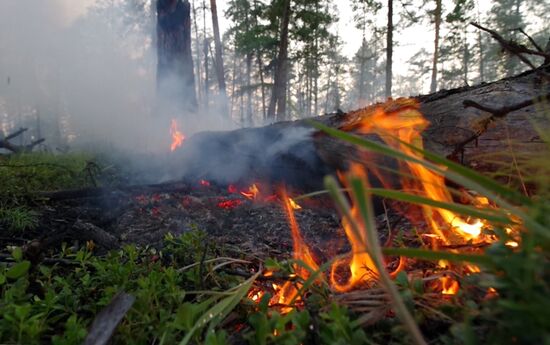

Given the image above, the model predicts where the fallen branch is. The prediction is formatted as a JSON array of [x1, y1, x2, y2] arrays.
[[449, 92, 550, 160], [72, 220, 120, 251], [0, 127, 45, 154], [470, 22, 550, 71], [83, 292, 135, 345], [5, 128, 28, 141]]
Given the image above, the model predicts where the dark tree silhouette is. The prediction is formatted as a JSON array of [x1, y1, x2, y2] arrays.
[[157, 0, 198, 114]]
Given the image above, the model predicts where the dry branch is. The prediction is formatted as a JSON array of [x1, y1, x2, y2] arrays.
[[448, 92, 550, 160], [470, 22, 550, 72], [83, 292, 135, 345], [0, 127, 45, 154]]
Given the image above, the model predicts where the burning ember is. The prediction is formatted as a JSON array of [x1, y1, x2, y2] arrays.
[[170, 119, 185, 151]]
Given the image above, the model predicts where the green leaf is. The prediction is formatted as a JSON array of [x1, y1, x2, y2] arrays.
[[11, 247, 23, 261], [179, 271, 259, 345], [0, 273, 6, 285], [368, 188, 511, 224], [6, 261, 31, 279]]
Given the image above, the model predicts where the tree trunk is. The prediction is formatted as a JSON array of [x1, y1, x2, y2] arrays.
[[156, 0, 198, 114], [463, 39, 469, 84], [209, 0, 228, 117], [430, 0, 442, 93], [203, 39, 209, 106], [192, 0, 203, 104], [246, 52, 253, 126], [257, 54, 267, 121], [385, 0, 393, 98], [267, 0, 292, 121]]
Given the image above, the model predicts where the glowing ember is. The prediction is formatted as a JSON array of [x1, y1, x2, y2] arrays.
[[228, 184, 238, 193], [248, 289, 265, 302], [440, 276, 460, 295], [170, 119, 185, 151], [217, 199, 243, 209]]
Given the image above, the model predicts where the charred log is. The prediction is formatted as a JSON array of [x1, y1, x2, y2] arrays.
[[168, 67, 549, 194]]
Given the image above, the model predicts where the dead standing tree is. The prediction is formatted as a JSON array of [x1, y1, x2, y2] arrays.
[[157, 0, 198, 115]]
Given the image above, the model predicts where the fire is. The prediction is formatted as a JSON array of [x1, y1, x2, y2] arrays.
[[248, 288, 265, 302], [440, 276, 460, 295], [170, 119, 185, 151], [288, 197, 302, 210], [241, 183, 260, 200], [269, 188, 320, 310], [341, 99, 486, 245], [330, 164, 379, 292], [246, 99, 516, 308]]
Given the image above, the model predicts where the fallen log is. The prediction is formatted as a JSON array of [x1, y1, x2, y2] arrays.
[[167, 68, 549, 191]]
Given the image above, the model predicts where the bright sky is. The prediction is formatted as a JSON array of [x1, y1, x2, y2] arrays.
[[64, 0, 495, 76]]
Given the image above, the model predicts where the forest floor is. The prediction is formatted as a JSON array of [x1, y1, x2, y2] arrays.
[[0, 115, 549, 345]]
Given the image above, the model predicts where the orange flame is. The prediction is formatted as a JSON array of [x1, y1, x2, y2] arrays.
[[440, 276, 460, 295], [330, 164, 379, 292], [342, 99, 485, 245], [288, 197, 302, 210], [271, 188, 320, 310], [241, 183, 260, 200], [170, 119, 185, 151]]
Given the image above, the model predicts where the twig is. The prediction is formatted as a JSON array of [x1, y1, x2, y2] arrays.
[[511, 27, 544, 52], [72, 220, 120, 251], [470, 22, 550, 70], [5, 128, 28, 141], [83, 292, 135, 345], [0, 129, 45, 154]]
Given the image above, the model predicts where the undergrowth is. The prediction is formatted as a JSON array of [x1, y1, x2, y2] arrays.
[[0, 152, 118, 234]]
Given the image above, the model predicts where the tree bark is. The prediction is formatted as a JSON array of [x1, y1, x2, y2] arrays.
[[156, 0, 198, 115], [268, 0, 292, 121], [209, 0, 229, 117], [192, 0, 203, 104], [430, 0, 442, 93], [385, 0, 393, 98]]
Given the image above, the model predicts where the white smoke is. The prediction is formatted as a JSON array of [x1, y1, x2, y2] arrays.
[[0, 0, 231, 154]]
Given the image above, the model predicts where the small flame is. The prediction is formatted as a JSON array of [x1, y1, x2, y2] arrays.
[[170, 119, 185, 151], [288, 197, 302, 210], [330, 164, 379, 292], [440, 276, 460, 295], [248, 289, 265, 302], [269, 188, 320, 311], [241, 184, 260, 200]]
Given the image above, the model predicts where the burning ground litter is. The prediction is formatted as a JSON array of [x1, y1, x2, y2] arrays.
[[1, 93, 543, 343]]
